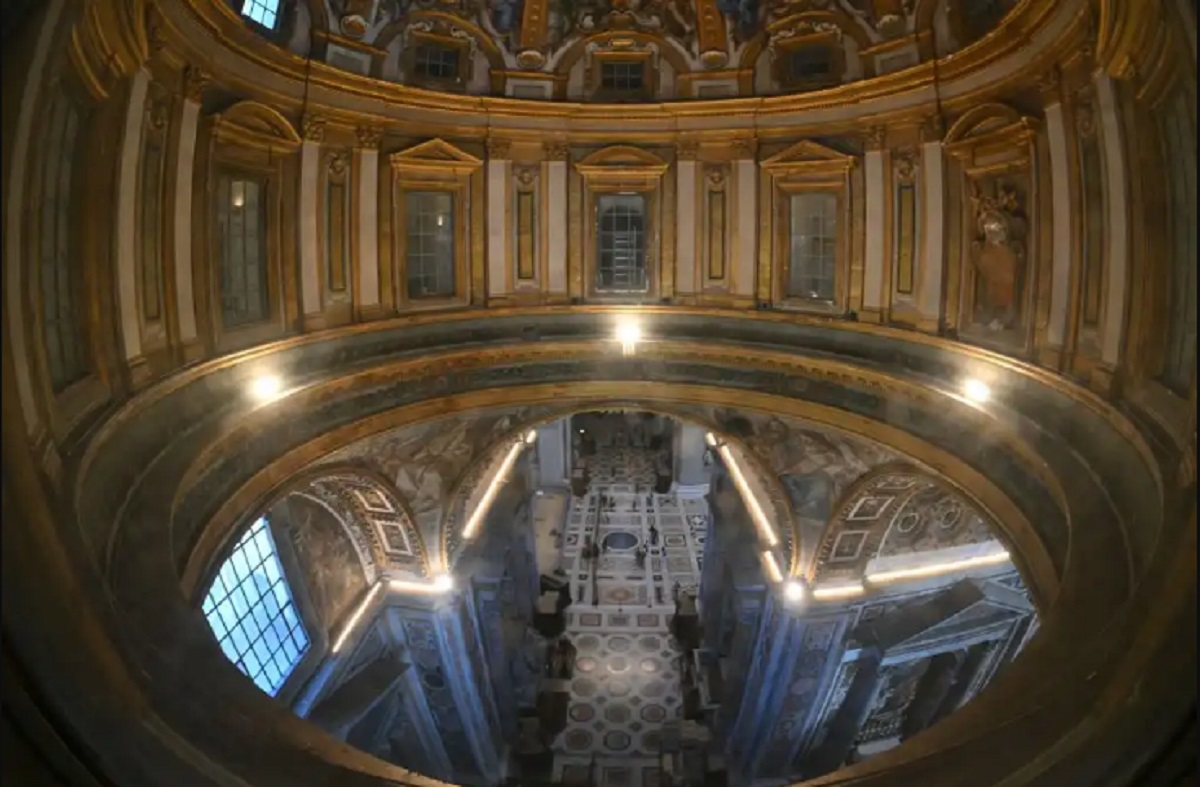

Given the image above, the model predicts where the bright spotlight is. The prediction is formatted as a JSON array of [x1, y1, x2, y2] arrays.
[[963, 378, 991, 403], [784, 581, 806, 603], [525, 429, 538, 444], [433, 574, 455, 592], [249, 374, 283, 402], [615, 320, 642, 356]]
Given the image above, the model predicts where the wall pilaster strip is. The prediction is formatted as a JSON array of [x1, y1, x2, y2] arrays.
[[486, 158, 508, 299], [1044, 101, 1073, 349], [917, 141, 946, 323], [1095, 73, 1130, 366], [354, 134, 381, 311], [545, 159, 568, 294], [116, 68, 150, 362], [676, 159, 697, 295], [734, 159, 757, 298], [862, 150, 887, 312], [173, 99, 200, 343], [300, 139, 322, 316]]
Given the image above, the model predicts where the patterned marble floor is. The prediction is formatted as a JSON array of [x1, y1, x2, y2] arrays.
[[551, 447, 710, 787]]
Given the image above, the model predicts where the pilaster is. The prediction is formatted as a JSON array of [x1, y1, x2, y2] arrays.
[[353, 125, 383, 316]]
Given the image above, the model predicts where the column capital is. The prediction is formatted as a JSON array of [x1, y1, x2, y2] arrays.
[[182, 65, 210, 102], [355, 125, 384, 150], [920, 114, 945, 143], [542, 140, 570, 161], [302, 114, 327, 143], [486, 137, 512, 159], [1037, 66, 1063, 103], [730, 137, 758, 160], [865, 125, 888, 152], [676, 140, 700, 161]]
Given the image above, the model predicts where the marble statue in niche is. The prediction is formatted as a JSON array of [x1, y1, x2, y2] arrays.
[[969, 179, 1027, 333]]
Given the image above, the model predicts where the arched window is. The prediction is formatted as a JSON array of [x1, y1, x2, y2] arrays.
[[202, 516, 310, 696]]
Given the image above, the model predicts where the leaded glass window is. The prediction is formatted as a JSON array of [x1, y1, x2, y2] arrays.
[[202, 517, 309, 696], [596, 194, 648, 293], [405, 191, 456, 298], [787, 192, 838, 301], [240, 0, 280, 29]]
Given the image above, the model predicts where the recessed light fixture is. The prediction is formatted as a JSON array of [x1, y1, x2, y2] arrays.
[[784, 580, 806, 603], [963, 378, 991, 403], [249, 374, 283, 402], [615, 319, 642, 355]]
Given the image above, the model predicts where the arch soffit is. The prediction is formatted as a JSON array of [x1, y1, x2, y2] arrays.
[[436, 401, 803, 573], [810, 462, 1010, 586], [193, 463, 430, 602]]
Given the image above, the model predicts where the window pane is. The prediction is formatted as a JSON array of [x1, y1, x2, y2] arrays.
[[241, 0, 280, 29], [201, 517, 309, 696], [217, 174, 270, 328], [787, 193, 838, 301], [596, 194, 648, 293], [405, 191, 456, 299], [414, 46, 459, 80], [39, 86, 88, 391]]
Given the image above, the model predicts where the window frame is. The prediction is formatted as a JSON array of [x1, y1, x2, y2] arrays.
[[404, 33, 469, 92], [403, 190, 458, 300], [200, 507, 327, 706], [589, 51, 655, 102], [784, 190, 841, 303], [574, 146, 669, 303], [760, 140, 855, 314], [235, 0, 282, 32], [386, 139, 482, 312], [772, 32, 844, 93], [594, 193, 650, 295]]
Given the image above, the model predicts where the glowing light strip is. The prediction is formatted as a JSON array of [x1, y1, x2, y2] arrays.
[[331, 581, 385, 654], [866, 550, 1011, 585], [812, 582, 866, 600], [389, 577, 454, 595], [715, 440, 778, 547], [461, 439, 527, 542], [761, 551, 784, 584]]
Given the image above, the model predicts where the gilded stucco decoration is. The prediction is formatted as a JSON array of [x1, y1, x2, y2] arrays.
[[213, 0, 1020, 99]]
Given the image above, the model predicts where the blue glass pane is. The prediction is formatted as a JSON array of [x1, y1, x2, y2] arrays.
[[201, 517, 309, 696], [241, 0, 280, 30]]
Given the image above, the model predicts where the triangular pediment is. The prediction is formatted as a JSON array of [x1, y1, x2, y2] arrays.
[[761, 139, 855, 173], [391, 138, 482, 165], [858, 580, 1032, 656]]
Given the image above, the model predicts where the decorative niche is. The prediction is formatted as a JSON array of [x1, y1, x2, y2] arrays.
[[760, 140, 856, 313], [197, 100, 301, 353], [510, 164, 543, 292], [573, 146, 670, 301], [386, 138, 483, 311], [700, 164, 732, 290], [765, 12, 859, 93], [943, 104, 1041, 355], [319, 149, 353, 323]]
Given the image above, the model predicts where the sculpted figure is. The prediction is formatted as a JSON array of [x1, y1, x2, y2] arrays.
[[970, 184, 1026, 332]]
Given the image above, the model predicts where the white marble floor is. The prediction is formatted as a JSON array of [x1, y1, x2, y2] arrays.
[[550, 447, 710, 787]]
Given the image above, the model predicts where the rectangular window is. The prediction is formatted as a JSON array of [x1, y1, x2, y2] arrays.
[[596, 194, 648, 293], [788, 48, 834, 83], [600, 61, 645, 92], [414, 45, 461, 81], [787, 192, 838, 301], [216, 174, 270, 328], [405, 191, 456, 299], [202, 517, 309, 697], [240, 0, 280, 29], [38, 87, 88, 392], [1158, 90, 1197, 393]]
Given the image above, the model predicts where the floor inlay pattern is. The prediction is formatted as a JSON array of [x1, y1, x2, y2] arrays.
[[552, 447, 709, 787]]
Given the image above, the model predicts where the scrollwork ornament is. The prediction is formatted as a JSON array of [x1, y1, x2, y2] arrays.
[[542, 140, 570, 161]]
